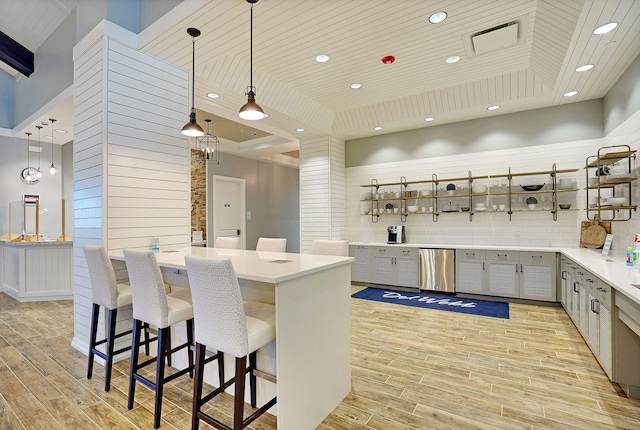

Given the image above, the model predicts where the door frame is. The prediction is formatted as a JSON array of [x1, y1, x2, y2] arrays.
[[209, 175, 247, 250]]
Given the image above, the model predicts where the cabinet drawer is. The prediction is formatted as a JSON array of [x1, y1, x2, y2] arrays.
[[486, 250, 518, 261], [457, 249, 485, 260], [520, 252, 555, 266], [393, 247, 418, 258], [594, 280, 613, 308]]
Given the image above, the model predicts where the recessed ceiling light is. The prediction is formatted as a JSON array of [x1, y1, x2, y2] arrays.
[[295, 128, 305, 132], [373, 126, 383, 131], [563, 91, 579, 97], [315, 54, 329, 63], [424, 117, 435, 122], [55, 129, 67, 133], [350, 83, 362, 89], [44, 135, 55, 139], [487, 105, 500, 111], [263, 113, 270, 118], [445, 56, 460, 64], [593, 22, 618, 35], [429, 11, 447, 24], [206, 92, 220, 99], [575, 64, 594, 72]]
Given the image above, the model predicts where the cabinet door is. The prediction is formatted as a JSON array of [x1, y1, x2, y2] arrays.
[[520, 252, 556, 301], [487, 262, 518, 297], [350, 246, 370, 282], [372, 256, 393, 285], [571, 279, 580, 324], [579, 283, 589, 336], [395, 257, 419, 288], [599, 301, 612, 376], [560, 258, 570, 308], [456, 260, 485, 293], [587, 289, 599, 350]]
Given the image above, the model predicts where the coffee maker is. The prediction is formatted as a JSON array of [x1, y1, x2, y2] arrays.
[[387, 225, 405, 244]]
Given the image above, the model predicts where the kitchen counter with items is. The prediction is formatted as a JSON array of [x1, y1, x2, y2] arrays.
[[350, 241, 640, 306]]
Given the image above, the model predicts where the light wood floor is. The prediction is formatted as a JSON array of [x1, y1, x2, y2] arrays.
[[1, 287, 639, 429]]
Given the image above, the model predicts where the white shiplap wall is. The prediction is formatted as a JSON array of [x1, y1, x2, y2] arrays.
[[71, 26, 190, 357], [346, 119, 640, 250], [299, 136, 346, 253]]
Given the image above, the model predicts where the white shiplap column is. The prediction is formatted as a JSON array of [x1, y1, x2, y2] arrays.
[[71, 21, 190, 355], [299, 136, 345, 253]]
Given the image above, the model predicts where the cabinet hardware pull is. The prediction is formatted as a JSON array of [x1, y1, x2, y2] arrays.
[[573, 281, 579, 293], [531, 255, 542, 260], [585, 278, 594, 283], [597, 287, 606, 292], [498, 254, 507, 257], [577, 271, 584, 276], [561, 270, 566, 280], [590, 299, 596, 313], [467, 252, 475, 256]]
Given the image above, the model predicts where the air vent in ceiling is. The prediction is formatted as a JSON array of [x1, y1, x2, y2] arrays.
[[471, 21, 519, 55]]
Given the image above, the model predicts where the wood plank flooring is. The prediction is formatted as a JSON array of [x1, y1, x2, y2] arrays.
[[1, 287, 639, 429]]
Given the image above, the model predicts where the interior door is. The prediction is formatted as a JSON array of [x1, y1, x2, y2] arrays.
[[211, 175, 246, 249]]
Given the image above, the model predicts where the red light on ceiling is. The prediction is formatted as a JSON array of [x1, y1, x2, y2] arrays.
[[382, 55, 395, 64]]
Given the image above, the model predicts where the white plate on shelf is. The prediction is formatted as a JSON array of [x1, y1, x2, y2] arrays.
[[474, 207, 487, 212]]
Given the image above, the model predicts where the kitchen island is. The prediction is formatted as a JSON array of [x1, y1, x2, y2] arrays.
[[109, 247, 353, 430], [1, 240, 73, 302]]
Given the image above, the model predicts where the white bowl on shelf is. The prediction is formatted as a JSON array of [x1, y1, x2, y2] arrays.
[[527, 203, 537, 210], [420, 189, 431, 197], [407, 205, 419, 213], [609, 197, 626, 206], [472, 184, 488, 194]]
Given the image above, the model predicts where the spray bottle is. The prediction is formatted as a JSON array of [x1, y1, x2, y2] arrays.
[[633, 234, 640, 270]]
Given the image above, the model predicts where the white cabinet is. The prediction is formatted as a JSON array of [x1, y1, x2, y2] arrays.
[[486, 251, 519, 298], [371, 246, 420, 288], [350, 245, 370, 282], [458, 250, 556, 301], [349, 245, 420, 288], [560, 258, 614, 380], [520, 252, 556, 301], [455, 249, 486, 294]]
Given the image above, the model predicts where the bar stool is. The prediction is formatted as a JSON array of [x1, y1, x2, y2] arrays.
[[255, 237, 286, 252], [214, 237, 241, 249], [123, 249, 195, 429], [185, 256, 277, 430], [84, 244, 145, 392], [311, 239, 349, 256]]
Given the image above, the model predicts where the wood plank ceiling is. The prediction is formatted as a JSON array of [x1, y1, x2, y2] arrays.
[[2, 0, 640, 155]]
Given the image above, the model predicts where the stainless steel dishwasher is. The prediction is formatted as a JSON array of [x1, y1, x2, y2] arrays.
[[419, 249, 455, 292]]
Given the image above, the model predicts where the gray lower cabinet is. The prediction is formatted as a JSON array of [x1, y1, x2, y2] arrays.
[[455, 249, 486, 294], [456, 249, 557, 301], [349, 245, 420, 288], [560, 258, 613, 379], [614, 291, 640, 398]]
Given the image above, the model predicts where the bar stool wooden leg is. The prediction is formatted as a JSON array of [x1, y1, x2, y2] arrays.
[[249, 351, 257, 407], [154, 327, 170, 429], [87, 303, 100, 380], [192, 343, 206, 430], [128, 318, 142, 410], [104, 308, 118, 391], [234, 356, 247, 430]]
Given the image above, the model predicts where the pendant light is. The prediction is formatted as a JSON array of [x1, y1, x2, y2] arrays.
[[196, 119, 220, 164], [238, 0, 265, 120], [20, 132, 39, 184], [35, 125, 43, 179], [181, 28, 204, 137], [49, 118, 57, 175]]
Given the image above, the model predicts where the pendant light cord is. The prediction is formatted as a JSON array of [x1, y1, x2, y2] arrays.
[[250, 2, 254, 90], [192, 36, 196, 112]]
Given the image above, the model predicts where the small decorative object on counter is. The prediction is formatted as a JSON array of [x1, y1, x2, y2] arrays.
[[626, 246, 634, 266]]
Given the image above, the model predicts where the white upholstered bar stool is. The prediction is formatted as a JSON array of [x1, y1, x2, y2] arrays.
[[84, 244, 145, 392], [123, 249, 195, 429], [185, 256, 277, 430], [214, 237, 241, 249], [255, 237, 286, 252], [311, 239, 349, 257]]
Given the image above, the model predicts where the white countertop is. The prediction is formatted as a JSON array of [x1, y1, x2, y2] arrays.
[[1, 240, 73, 246], [109, 247, 354, 284], [350, 241, 640, 306]]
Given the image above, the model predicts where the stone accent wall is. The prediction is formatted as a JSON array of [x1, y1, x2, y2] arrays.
[[190, 149, 207, 240]]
